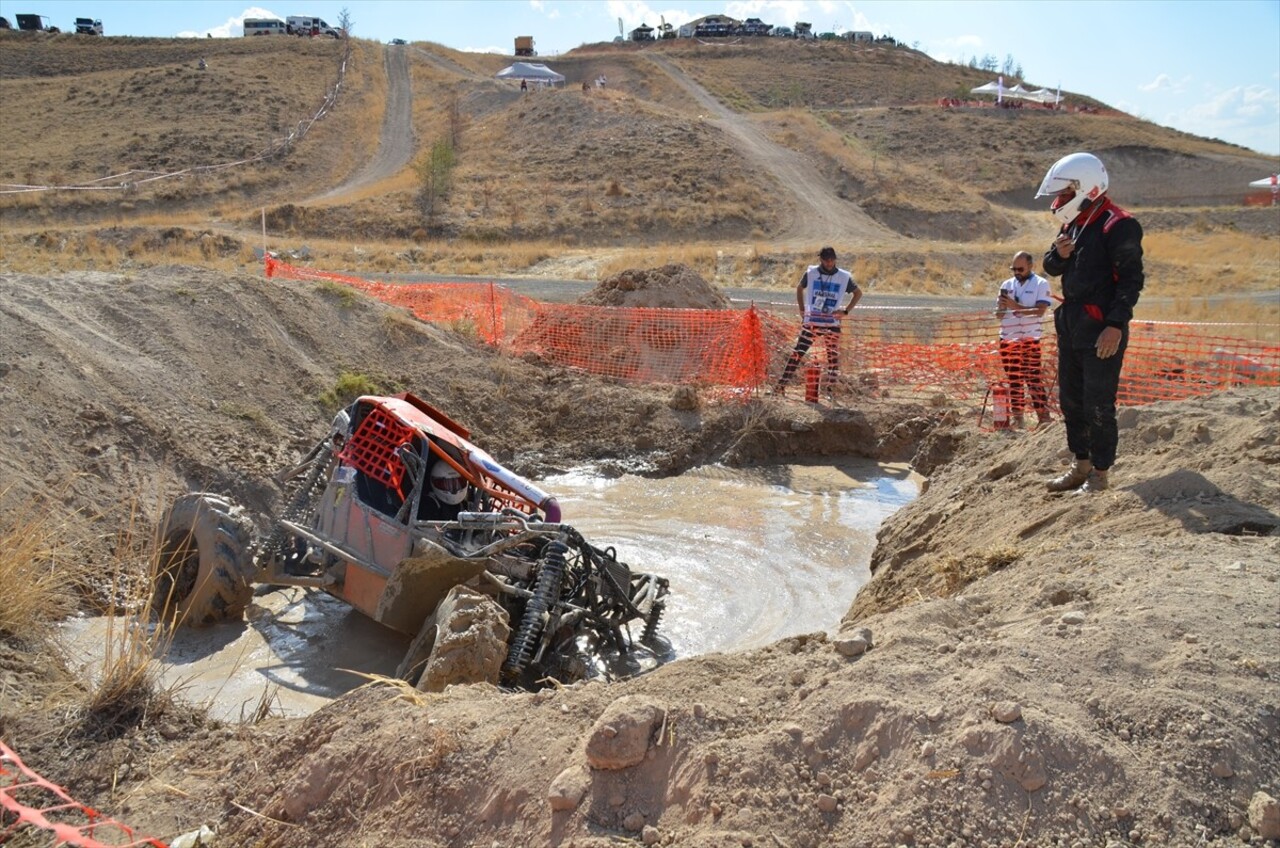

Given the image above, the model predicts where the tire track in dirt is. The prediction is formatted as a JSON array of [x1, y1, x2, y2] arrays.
[[644, 53, 893, 247], [310, 44, 415, 203]]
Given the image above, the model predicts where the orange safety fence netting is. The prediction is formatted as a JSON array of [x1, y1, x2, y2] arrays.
[[266, 257, 540, 345], [1, 740, 167, 847], [265, 260, 1279, 416]]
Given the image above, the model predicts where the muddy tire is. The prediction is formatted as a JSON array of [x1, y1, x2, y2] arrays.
[[154, 493, 254, 627], [403, 586, 510, 693]]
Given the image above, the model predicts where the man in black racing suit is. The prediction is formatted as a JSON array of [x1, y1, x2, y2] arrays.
[[1036, 152, 1144, 493]]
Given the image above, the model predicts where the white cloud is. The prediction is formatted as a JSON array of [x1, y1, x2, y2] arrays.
[[1172, 84, 1280, 153], [1138, 73, 1189, 94], [176, 7, 280, 38]]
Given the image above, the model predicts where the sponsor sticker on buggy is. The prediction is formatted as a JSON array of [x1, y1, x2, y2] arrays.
[[334, 466, 356, 484]]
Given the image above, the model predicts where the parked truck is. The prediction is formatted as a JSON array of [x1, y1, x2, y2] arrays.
[[74, 16, 103, 34], [514, 35, 535, 56], [286, 15, 342, 38]]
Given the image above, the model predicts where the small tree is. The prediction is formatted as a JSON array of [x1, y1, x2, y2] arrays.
[[417, 137, 455, 220], [337, 7, 352, 38], [1001, 53, 1015, 77]]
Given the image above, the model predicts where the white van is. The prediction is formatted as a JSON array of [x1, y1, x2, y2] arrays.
[[286, 15, 342, 38], [243, 18, 287, 36]]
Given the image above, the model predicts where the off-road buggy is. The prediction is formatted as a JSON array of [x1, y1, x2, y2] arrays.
[[154, 392, 670, 691]]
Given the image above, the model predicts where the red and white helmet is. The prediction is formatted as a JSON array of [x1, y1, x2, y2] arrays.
[[430, 460, 469, 505], [1036, 152, 1108, 225]]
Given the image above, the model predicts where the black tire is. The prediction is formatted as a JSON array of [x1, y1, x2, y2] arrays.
[[154, 493, 254, 627]]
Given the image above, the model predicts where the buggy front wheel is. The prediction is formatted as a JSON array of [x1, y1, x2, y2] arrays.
[[153, 493, 254, 627]]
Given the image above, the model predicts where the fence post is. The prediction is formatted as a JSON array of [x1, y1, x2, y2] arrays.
[[487, 282, 501, 347], [733, 304, 768, 395]]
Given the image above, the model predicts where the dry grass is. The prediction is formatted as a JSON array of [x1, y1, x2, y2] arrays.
[[0, 488, 82, 639], [596, 246, 720, 280], [78, 507, 180, 738], [932, 545, 1020, 595], [0, 35, 377, 219]]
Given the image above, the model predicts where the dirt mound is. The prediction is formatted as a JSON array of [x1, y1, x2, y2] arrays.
[[579, 264, 731, 309], [2, 266, 1279, 848]]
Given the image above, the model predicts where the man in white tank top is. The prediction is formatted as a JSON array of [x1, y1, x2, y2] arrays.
[[774, 247, 862, 396]]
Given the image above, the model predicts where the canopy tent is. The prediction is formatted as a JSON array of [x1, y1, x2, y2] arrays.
[[1027, 87, 1062, 105], [495, 62, 565, 85], [969, 81, 1003, 96], [1248, 175, 1279, 188]]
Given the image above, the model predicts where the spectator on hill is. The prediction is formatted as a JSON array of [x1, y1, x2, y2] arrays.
[[993, 251, 1053, 430], [520, 78, 527, 92], [1037, 152, 1144, 493], [774, 246, 862, 397]]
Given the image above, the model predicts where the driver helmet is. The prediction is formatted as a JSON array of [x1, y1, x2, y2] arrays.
[[429, 460, 469, 505], [1036, 152, 1108, 225]]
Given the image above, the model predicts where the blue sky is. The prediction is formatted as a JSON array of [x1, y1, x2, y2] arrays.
[[23, 0, 1280, 157]]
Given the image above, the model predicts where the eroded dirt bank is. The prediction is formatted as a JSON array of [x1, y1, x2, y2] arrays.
[[1, 268, 1278, 847]]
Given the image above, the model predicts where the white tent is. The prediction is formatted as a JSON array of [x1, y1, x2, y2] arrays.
[[1248, 174, 1278, 188], [1027, 88, 1062, 105], [1005, 83, 1031, 98], [495, 62, 565, 86], [969, 81, 1002, 95]]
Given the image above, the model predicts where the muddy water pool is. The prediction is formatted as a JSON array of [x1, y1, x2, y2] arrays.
[[60, 460, 917, 721]]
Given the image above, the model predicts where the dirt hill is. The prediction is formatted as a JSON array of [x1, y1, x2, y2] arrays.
[[0, 267, 1277, 848], [1, 33, 1275, 245]]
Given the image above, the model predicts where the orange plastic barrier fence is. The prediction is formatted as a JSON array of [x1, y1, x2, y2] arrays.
[[266, 257, 539, 345], [1, 741, 166, 847], [266, 260, 1279, 416]]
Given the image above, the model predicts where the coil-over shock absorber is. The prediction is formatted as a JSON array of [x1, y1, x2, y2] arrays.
[[502, 540, 568, 679]]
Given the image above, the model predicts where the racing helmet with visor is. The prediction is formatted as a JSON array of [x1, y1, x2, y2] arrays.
[[1036, 152, 1108, 226], [430, 459, 469, 505]]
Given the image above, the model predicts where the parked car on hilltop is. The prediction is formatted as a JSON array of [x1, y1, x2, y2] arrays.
[[74, 17, 103, 35]]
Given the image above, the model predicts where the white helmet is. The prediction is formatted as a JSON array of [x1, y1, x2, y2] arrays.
[[430, 460, 468, 505], [1036, 152, 1109, 225]]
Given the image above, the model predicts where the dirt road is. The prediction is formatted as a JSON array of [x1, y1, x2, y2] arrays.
[[309, 43, 415, 203], [644, 52, 894, 246]]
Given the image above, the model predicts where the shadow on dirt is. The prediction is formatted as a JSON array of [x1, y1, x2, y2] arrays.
[[1125, 469, 1280, 536]]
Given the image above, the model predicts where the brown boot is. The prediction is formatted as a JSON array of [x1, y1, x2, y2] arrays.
[[1047, 459, 1092, 493], [1079, 468, 1109, 493]]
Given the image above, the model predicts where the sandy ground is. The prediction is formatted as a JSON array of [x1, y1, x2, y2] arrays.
[[0, 266, 1278, 847]]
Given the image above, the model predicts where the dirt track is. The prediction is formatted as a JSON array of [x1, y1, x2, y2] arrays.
[[310, 42, 415, 203], [644, 52, 894, 247]]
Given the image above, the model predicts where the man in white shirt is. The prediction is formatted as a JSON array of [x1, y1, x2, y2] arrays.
[[994, 251, 1053, 429], [774, 246, 862, 396]]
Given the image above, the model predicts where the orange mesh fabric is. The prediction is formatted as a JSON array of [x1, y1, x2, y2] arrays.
[[1, 741, 167, 847], [266, 261, 1278, 413], [338, 405, 416, 499]]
